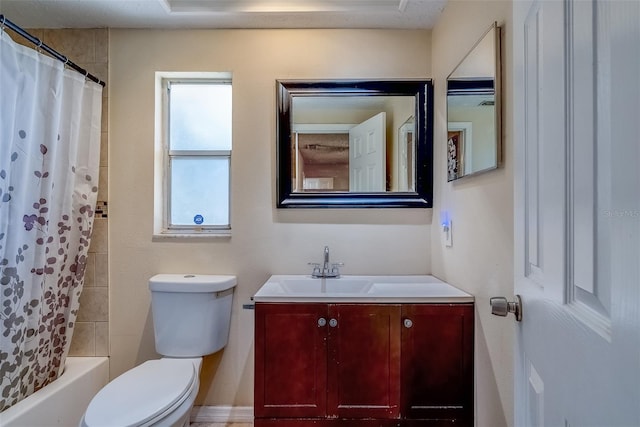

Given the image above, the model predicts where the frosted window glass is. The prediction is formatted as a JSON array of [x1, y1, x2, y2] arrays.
[[169, 83, 232, 151], [170, 157, 230, 226]]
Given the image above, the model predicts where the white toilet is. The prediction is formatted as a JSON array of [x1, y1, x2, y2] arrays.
[[80, 274, 237, 427]]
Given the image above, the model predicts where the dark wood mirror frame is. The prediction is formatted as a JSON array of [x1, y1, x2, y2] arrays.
[[276, 79, 434, 208]]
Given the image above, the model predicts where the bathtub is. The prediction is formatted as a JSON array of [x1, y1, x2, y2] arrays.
[[0, 357, 109, 427]]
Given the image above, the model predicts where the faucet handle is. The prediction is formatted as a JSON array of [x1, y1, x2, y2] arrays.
[[308, 262, 322, 276], [330, 262, 344, 276]]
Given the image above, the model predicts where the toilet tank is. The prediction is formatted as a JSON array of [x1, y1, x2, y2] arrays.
[[149, 274, 237, 357]]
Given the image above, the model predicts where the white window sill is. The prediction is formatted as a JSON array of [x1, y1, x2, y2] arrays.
[[152, 229, 231, 241]]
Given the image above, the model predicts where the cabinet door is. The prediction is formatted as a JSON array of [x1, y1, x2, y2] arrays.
[[401, 304, 474, 423], [255, 303, 327, 418], [327, 304, 401, 419]]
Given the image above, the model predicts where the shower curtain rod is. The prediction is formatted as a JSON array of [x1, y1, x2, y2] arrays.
[[0, 14, 105, 87]]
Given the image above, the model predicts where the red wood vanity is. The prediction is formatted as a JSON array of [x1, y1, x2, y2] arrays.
[[254, 295, 474, 426]]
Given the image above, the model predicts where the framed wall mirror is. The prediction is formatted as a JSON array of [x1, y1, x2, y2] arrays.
[[447, 22, 502, 182], [276, 80, 434, 208]]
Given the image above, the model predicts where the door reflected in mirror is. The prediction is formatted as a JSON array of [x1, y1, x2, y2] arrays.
[[291, 96, 414, 193], [447, 22, 502, 181]]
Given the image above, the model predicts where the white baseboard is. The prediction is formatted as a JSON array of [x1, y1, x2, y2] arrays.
[[190, 405, 254, 423]]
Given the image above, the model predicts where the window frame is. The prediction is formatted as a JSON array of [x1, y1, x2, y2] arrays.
[[154, 72, 233, 238]]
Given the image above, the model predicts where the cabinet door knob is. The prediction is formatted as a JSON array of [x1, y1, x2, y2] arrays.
[[318, 317, 327, 327], [329, 318, 338, 327], [404, 318, 413, 328]]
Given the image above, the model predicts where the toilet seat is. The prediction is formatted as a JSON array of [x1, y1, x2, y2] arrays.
[[82, 359, 198, 427]]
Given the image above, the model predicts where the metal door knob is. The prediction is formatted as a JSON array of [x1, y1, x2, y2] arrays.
[[404, 319, 413, 328], [490, 295, 523, 321], [318, 318, 327, 327], [329, 318, 338, 327]]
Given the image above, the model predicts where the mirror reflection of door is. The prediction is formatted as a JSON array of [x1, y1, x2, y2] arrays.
[[292, 113, 387, 192], [349, 112, 386, 192], [398, 117, 415, 192], [290, 95, 415, 193]]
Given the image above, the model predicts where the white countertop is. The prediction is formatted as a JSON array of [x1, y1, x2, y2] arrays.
[[252, 275, 474, 303]]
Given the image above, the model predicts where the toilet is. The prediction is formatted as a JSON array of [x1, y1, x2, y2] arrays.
[[80, 274, 237, 427]]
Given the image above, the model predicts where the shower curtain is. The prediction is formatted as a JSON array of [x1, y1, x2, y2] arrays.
[[0, 30, 102, 411]]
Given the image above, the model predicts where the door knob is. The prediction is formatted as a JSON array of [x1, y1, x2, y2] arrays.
[[490, 295, 522, 321]]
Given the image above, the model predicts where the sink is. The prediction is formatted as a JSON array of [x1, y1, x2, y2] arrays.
[[253, 275, 473, 303], [281, 278, 373, 294]]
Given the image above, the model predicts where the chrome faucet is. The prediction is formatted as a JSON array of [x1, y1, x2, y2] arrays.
[[323, 245, 330, 272], [309, 246, 343, 278]]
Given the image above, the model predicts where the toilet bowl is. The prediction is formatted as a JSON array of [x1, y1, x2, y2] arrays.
[[80, 274, 236, 427], [80, 358, 200, 427]]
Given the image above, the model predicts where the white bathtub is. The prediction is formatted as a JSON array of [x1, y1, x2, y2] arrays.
[[0, 357, 109, 427]]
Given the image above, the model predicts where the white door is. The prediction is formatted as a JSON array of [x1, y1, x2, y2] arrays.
[[397, 121, 412, 192], [512, 0, 640, 426], [349, 112, 386, 191]]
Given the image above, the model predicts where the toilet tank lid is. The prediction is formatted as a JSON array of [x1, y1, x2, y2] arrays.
[[149, 274, 237, 293]]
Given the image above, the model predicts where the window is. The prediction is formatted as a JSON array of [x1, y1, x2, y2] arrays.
[[155, 73, 232, 236]]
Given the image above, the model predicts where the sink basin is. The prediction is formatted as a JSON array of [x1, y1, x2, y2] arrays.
[[253, 275, 473, 303], [281, 278, 373, 294]]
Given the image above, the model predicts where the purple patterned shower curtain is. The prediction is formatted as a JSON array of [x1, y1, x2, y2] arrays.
[[0, 31, 102, 411]]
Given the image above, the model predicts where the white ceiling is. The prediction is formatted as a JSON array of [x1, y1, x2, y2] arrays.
[[0, 0, 447, 29]]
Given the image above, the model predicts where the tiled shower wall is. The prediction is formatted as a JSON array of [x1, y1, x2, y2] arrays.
[[20, 28, 110, 356]]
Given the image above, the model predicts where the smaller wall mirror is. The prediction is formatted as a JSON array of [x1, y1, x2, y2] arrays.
[[447, 22, 502, 181]]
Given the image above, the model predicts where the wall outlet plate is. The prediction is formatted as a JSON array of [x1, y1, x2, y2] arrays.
[[444, 221, 453, 247]]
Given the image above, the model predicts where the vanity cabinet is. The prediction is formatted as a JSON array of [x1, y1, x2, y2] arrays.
[[254, 303, 327, 418], [401, 304, 474, 424], [254, 302, 474, 426], [327, 304, 401, 419]]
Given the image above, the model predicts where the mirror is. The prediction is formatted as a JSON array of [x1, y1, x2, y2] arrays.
[[277, 80, 433, 208], [447, 22, 502, 181]]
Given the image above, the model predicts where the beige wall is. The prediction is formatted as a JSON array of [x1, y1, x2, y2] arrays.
[[431, 1, 514, 427], [109, 29, 433, 406]]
